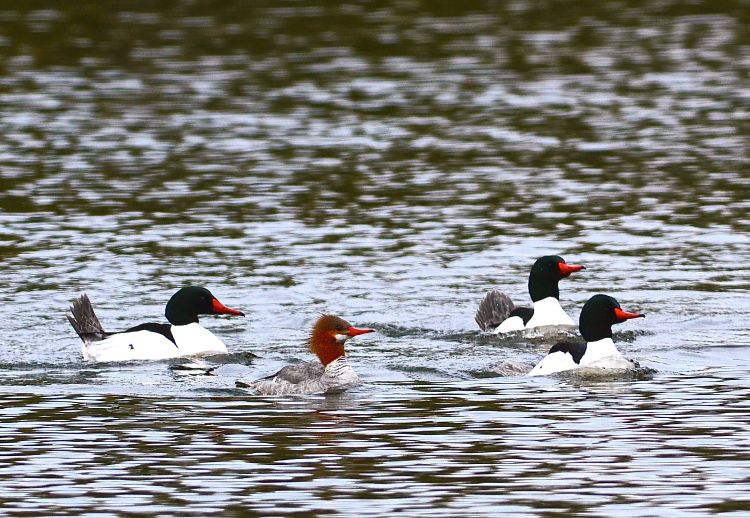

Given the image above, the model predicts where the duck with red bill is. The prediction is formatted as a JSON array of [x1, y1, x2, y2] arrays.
[[528, 294, 645, 376], [475, 255, 586, 333], [241, 315, 376, 395], [68, 286, 245, 362]]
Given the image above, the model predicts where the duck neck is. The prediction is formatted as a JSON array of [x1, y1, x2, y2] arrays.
[[580, 320, 613, 342], [528, 275, 559, 302], [310, 334, 346, 367], [165, 301, 198, 326]]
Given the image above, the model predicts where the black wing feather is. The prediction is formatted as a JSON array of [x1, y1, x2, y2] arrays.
[[548, 340, 587, 364], [509, 306, 534, 325], [123, 322, 177, 346]]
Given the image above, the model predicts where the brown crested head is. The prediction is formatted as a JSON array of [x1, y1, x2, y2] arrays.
[[308, 314, 375, 367]]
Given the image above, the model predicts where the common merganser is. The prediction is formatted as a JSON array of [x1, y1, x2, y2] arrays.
[[475, 255, 585, 333], [240, 315, 374, 395], [527, 294, 644, 376], [67, 287, 245, 362]]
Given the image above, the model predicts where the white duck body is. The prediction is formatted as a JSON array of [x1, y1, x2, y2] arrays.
[[82, 323, 228, 362], [494, 315, 525, 333], [68, 288, 243, 363], [493, 297, 575, 334], [527, 338, 628, 376]]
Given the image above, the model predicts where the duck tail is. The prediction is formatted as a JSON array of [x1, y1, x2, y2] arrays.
[[474, 289, 514, 332], [67, 294, 108, 343]]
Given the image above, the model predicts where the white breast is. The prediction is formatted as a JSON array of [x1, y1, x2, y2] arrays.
[[171, 323, 228, 356], [578, 338, 633, 370], [579, 338, 620, 365], [525, 297, 574, 328], [323, 356, 360, 387]]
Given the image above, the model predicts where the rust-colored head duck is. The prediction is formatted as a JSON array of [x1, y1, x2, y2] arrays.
[[309, 315, 374, 367]]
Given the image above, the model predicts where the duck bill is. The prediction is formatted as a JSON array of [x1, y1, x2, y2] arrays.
[[347, 326, 375, 337], [558, 262, 585, 277], [614, 307, 645, 322], [211, 298, 245, 317]]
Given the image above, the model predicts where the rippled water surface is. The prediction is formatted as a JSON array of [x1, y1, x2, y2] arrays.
[[1, 0, 749, 515]]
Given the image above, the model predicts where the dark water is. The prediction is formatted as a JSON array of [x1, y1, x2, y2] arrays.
[[1, 0, 750, 514]]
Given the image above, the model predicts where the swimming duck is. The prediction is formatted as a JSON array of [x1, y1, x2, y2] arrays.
[[527, 294, 644, 376], [67, 286, 244, 362], [475, 255, 585, 333], [242, 314, 374, 395]]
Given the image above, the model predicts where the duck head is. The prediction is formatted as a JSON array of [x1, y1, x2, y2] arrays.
[[579, 294, 644, 342], [165, 286, 245, 326], [528, 255, 585, 302], [309, 315, 374, 366]]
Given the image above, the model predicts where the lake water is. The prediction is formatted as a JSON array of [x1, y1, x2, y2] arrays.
[[1, 0, 749, 515]]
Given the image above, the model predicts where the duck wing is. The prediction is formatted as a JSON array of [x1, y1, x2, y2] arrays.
[[268, 362, 324, 384], [237, 361, 326, 395]]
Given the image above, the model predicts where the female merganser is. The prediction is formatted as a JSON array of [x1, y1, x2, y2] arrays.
[[475, 255, 585, 333], [242, 315, 374, 395], [67, 286, 245, 362], [527, 294, 644, 376]]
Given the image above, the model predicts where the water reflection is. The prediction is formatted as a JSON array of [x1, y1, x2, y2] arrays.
[[2, 372, 750, 514]]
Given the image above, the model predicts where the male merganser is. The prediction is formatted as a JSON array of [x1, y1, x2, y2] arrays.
[[527, 294, 644, 376], [67, 286, 245, 362], [241, 315, 374, 395], [475, 255, 585, 333]]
